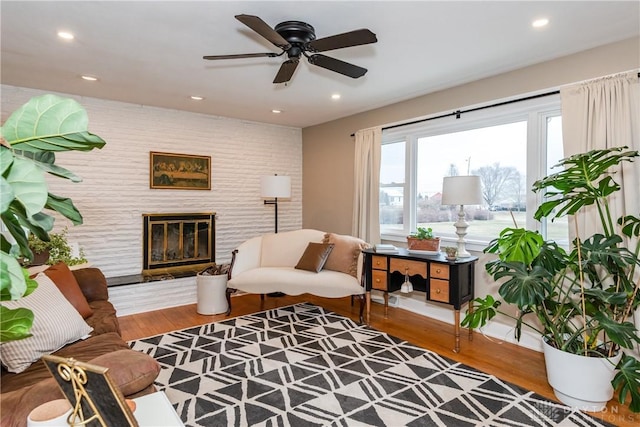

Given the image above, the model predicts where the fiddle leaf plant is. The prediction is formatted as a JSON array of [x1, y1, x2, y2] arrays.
[[462, 146, 640, 412], [0, 94, 106, 342]]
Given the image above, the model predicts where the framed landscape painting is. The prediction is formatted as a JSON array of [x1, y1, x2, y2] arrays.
[[150, 152, 211, 190]]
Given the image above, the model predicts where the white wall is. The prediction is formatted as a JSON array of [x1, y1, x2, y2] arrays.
[[2, 85, 303, 315]]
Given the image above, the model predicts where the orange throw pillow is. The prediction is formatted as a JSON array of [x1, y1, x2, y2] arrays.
[[44, 262, 94, 319]]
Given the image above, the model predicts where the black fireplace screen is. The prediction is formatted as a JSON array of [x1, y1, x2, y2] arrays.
[[142, 212, 215, 275]]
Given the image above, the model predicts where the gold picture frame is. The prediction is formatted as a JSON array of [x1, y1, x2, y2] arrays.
[[42, 355, 138, 427], [150, 151, 211, 190]]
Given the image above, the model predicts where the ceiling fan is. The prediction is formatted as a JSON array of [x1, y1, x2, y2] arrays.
[[203, 14, 377, 84]]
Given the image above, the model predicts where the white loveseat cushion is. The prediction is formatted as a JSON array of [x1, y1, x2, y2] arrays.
[[229, 267, 364, 298]]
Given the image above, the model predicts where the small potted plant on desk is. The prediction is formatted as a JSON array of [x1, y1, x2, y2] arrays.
[[442, 246, 458, 261], [461, 146, 640, 414], [407, 226, 440, 252]]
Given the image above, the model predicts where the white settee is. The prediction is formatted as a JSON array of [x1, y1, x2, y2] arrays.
[[226, 229, 368, 322]]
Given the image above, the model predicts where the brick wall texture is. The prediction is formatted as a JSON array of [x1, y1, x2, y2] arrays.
[[2, 85, 303, 313]]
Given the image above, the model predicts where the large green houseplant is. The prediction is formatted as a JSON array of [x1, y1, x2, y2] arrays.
[[1, 94, 106, 342], [462, 146, 640, 412]]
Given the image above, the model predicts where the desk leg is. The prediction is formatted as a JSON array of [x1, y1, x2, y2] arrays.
[[384, 292, 389, 318], [454, 309, 460, 353], [366, 291, 371, 323]]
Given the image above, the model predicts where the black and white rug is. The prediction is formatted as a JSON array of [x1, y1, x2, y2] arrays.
[[129, 303, 611, 427]]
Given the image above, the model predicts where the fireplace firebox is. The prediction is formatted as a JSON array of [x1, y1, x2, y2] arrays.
[[142, 212, 215, 277]]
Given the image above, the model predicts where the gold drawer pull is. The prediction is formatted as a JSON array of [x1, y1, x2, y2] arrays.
[[375, 278, 381, 283], [436, 289, 441, 294], [435, 268, 441, 274], [375, 261, 382, 266]]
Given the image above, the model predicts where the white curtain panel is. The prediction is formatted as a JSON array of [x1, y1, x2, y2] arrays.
[[561, 71, 640, 240], [352, 127, 382, 243], [561, 70, 640, 355]]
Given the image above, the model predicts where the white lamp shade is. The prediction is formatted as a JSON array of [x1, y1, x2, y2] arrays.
[[441, 175, 483, 205], [260, 175, 291, 198]]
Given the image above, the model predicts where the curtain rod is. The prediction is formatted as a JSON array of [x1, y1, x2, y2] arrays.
[[350, 72, 640, 137]]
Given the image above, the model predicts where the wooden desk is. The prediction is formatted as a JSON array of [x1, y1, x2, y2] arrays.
[[363, 248, 477, 352]]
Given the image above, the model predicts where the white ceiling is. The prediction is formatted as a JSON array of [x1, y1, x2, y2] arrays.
[[2, 1, 638, 128]]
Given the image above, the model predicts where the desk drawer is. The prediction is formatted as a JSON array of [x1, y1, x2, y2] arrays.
[[389, 258, 427, 277], [371, 255, 388, 270], [371, 270, 388, 290], [430, 263, 449, 280], [430, 279, 449, 303]]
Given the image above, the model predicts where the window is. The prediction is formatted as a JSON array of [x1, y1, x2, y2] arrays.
[[380, 95, 567, 246]]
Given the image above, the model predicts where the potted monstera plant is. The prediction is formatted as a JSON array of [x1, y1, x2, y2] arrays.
[[1, 94, 106, 342], [462, 146, 640, 413]]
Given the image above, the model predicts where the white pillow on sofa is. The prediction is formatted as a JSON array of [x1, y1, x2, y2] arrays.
[[0, 273, 93, 373]]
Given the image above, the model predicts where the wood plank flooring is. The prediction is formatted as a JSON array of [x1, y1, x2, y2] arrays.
[[118, 294, 638, 427]]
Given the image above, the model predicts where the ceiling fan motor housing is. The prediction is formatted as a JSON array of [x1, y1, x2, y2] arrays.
[[275, 21, 316, 58], [275, 21, 316, 45]]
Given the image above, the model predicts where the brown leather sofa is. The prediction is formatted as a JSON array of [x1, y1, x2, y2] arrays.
[[1, 267, 160, 427]]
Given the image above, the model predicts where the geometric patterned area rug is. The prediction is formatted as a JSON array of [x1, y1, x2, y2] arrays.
[[129, 303, 612, 427]]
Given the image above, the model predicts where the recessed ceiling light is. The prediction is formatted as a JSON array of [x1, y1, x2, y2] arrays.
[[271, 109, 282, 114], [331, 94, 341, 100], [532, 18, 549, 28], [190, 96, 204, 101], [81, 75, 98, 81], [57, 31, 74, 40]]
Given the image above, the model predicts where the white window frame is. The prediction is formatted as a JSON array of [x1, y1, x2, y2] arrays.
[[380, 94, 562, 250]]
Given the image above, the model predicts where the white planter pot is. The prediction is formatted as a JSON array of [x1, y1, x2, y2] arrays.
[[196, 274, 228, 315], [542, 338, 622, 412]]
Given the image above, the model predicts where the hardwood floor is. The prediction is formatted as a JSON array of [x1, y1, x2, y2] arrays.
[[119, 294, 638, 427]]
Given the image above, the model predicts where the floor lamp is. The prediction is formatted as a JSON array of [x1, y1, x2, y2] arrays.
[[441, 175, 482, 258], [260, 174, 291, 234]]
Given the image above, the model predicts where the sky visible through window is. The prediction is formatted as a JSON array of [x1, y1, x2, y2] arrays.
[[384, 122, 528, 197], [382, 118, 564, 198]]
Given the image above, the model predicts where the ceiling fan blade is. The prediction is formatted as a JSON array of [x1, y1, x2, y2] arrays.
[[306, 29, 377, 53], [203, 52, 279, 60], [273, 59, 299, 84], [235, 14, 291, 50], [308, 54, 367, 79]]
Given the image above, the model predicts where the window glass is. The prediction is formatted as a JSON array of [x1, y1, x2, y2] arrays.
[[380, 141, 405, 234], [543, 116, 567, 245], [416, 121, 527, 242]]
